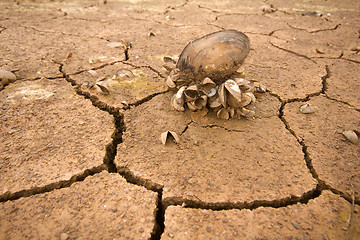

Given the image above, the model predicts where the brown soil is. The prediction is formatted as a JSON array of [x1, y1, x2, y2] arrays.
[[0, 0, 359, 239]]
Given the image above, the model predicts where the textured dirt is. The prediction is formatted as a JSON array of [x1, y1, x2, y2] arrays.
[[0, 0, 359, 239]]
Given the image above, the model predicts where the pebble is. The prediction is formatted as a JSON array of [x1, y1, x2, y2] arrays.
[[60, 233, 69, 240], [0, 69, 16, 85], [106, 42, 125, 49], [342, 130, 359, 144], [299, 103, 316, 114]]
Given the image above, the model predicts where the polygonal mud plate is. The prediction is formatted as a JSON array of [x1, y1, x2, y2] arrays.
[[115, 92, 317, 203], [283, 95, 360, 199], [272, 22, 360, 58], [244, 35, 325, 101], [326, 59, 360, 109], [0, 78, 114, 196], [70, 62, 166, 108], [0, 26, 63, 79], [215, 13, 289, 35], [0, 172, 157, 240], [163, 191, 359, 239]]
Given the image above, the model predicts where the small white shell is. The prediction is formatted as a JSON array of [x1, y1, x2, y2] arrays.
[[342, 130, 359, 144], [161, 131, 180, 145], [207, 88, 217, 97], [166, 76, 176, 88], [299, 103, 316, 114], [172, 86, 186, 111]]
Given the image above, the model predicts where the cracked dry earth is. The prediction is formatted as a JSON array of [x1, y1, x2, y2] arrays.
[[0, 0, 359, 239]]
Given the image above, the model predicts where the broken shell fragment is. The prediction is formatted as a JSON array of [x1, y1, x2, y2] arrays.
[[172, 86, 186, 112], [163, 56, 177, 64], [161, 131, 180, 145], [217, 108, 230, 120], [240, 107, 256, 118], [254, 82, 266, 93], [299, 103, 316, 114], [342, 130, 359, 144]]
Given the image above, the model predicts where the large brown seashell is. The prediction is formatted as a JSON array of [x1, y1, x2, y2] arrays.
[[176, 30, 250, 84]]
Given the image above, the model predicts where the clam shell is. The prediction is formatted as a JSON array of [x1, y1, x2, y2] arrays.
[[184, 85, 199, 102], [200, 77, 217, 96], [187, 101, 198, 111], [201, 77, 216, 87], [194, 95, 207, 109], [224, 79, 242, 102], [218, 83, 227, 108], [217, 108, 230, 120], [245, 92, 256, 103], [96, 81, 110, 95], [172, 86, 186, 111], [342, 130, 359, 144], [177, 30, 250, 83], [208, 95, 222, 108], [240, 93, 252, 107], [161, 131, 180, 145]]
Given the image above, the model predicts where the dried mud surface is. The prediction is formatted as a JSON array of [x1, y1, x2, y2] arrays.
[[0, 0, 359, 239]]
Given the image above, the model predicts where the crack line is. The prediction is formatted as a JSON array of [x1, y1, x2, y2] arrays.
[[0, 165, 106, 202], [163, 185, 323, 210], [270, 41, 315, 62]]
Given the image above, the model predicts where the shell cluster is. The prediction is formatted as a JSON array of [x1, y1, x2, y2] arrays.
[[167, 71, 266, 119], [163, 30, 266, 120]]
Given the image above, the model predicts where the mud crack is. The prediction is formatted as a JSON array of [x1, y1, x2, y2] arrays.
[[163, 0, 189, 14], [278, 99, 359, 205], [59, 63, 127, 172], [0, 166, 105, 202], [115, 166, 165, 240], [270, 42, 315, 62], [163, 184, 322, 211], [286, 22, 340, 34]]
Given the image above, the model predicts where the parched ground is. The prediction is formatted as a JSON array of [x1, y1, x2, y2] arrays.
[[0, 0, 359, 239]]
